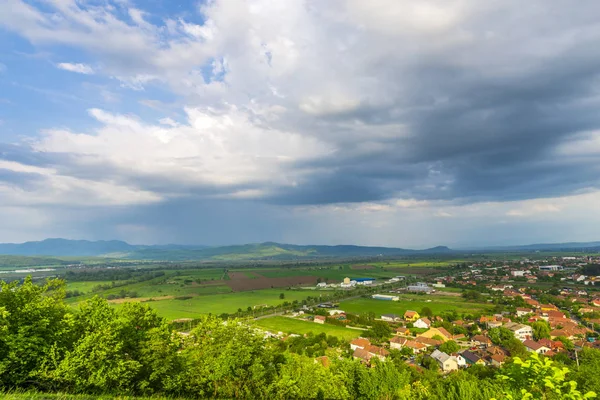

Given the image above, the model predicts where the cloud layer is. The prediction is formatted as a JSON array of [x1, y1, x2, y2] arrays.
[[1, 0, 600, 245]]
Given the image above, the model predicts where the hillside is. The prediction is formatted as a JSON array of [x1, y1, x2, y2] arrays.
[[0, 239, 452, 260]]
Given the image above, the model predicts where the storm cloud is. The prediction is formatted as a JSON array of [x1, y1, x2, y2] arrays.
[[1, 0, 600, 245]]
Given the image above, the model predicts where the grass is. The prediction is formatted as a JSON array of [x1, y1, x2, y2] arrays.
[[110, 288, 317, 320], [66, 281, 113, 293], [339, 295, 492, 317], [254, 316, 361, 340]]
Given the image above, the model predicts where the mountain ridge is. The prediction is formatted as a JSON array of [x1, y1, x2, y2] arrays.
[[0, 238, 450, 260]]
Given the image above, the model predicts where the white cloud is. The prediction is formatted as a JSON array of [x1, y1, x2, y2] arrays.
[[0, 160, 161, 207], [33, 106, 332, 191], [56, 62, 94, 74]]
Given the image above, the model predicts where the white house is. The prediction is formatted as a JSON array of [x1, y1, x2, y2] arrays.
[[504, 322, 533, 341], [381, 313, 401, 322], [455, 354, 467, 368], [316, 282, 328, 288], [328, 309, 345, 316], [413, 317, 431, 329], [314, 316, 326, 324], [430, 350, 459, 372], [523, 339, 551, 354]]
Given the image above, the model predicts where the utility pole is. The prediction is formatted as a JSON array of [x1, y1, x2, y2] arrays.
[[575, 349, 579, 368]]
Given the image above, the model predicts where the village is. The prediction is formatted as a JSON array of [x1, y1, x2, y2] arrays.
[[257, 256, 600, 373]]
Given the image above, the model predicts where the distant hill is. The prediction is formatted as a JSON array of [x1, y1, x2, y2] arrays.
[[478, 241, 600, 252], [0, 239, 452, 260]]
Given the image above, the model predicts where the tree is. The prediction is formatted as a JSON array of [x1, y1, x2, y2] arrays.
[[439, 340, 460, 354], [532, 321, 551, 340], [365, 321, 392, 341], [494, 352, 597, 400], [421, 307, 433, 317], [279, 293, 285, 300], [489, 327, 515, 345], [0, 277, 73, 388]]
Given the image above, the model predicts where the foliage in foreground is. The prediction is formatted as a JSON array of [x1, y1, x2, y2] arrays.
[[0, 277, 598, 399]]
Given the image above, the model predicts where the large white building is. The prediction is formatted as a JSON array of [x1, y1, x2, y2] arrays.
[[539, 265, 563, 271]]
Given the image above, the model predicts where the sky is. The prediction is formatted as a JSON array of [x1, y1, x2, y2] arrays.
[[1, 0, 600, 248]]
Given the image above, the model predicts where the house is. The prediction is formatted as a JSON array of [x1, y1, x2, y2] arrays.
[[404, 340, 427, 354], [396, 326, 411, 336], [471, 335, 492, 347], [455, 353, 467, 368], [353, 348, 373, 363], [316, 282, 328, 288], [461, 350, 486, 366], [367, 345, 389, 360], [516, 308, 534, 317], [389, 336, 408, 350], [504, 322, 533, 341], [544, 310, 566, 320], [415, 336, 443, 347], [328, 309, 345, 316], [525, 298, 540, 308], [381, 313, 402, 322], [350, 338, 370, 351], [523, 339, 551, 354], [489, 354, 506, 367], [404, 310, 420, 322], [418, 327, 452, 342], [314, 316, 326, 324], [413, 317, 431, 329], [430, 350, 459, 372]]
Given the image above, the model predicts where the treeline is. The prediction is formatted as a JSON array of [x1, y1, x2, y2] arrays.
[[63, 268, 165, 282], [0, 277, 598, 399]]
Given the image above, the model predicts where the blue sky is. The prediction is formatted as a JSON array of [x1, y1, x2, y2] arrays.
[[1, 0, 600, 248]]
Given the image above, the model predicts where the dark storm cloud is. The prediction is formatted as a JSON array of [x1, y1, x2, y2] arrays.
[[263, 31, 600, 206]]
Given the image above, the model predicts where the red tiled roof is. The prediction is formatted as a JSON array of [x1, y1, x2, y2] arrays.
[[350, 338, 370, 348]]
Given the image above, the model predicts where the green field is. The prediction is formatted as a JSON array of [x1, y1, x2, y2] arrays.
[[109, 289, 317, 320], [339, 295, 492, 317], [254, 316, 361, 340]]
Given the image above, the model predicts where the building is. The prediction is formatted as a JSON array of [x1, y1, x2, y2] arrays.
[[389, 336, 408, 350], [430, 350, 459, 372], [314, 316, 326, 324], [353, 348, 373, 363], [403, 340, 427, 354], [404, 310, 420, 322], [407, 282, 433, 293], [413, 317, 431, 329], [461, 350, 486, 366], [352, 278, 375, 286], [372, 294, 400, 301], [523, 339, 551, 354], [328, 309, 345, 316], [367, 345, 389, 360], [350, 338, 371, 351], [381, 313, 402, 322], [418, 327, 452, 342], [504, 322, 533, 341], [340, 277, 355, 288], [516, 308, 534, 317], [539, 265, 563, 271], [316, 282, 328, 288]]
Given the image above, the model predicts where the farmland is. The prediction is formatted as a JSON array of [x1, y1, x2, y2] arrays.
[[338, 294, 493, 316], [112, 289, 318, 320], [254, 316, 362, 340]]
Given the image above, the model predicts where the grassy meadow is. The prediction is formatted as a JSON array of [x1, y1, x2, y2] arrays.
[[338, 294, 492, 317], [254, 316, 362, 340]]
